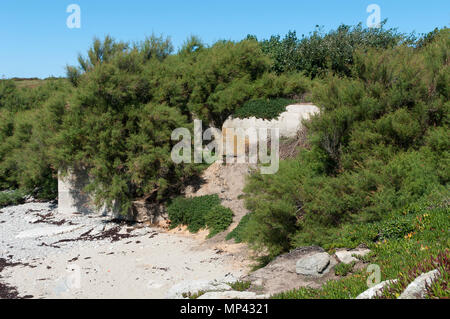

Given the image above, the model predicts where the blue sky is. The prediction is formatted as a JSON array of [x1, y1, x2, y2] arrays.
[[1, 0, 448, 78]]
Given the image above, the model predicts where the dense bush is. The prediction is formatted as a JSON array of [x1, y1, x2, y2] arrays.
[[233, 98, 296, 120], [0, 78, 71, 199], [1, 34, 314, 210], [204, 205, 234, 238], [260, 22, 409, 77], [226, 212, 253, 243], [0, 25, 447, 239], [52, 36, 316, 213], [240, 28, 449, 258], [0, 189, 26, 208], [167, 194, 233, 237]]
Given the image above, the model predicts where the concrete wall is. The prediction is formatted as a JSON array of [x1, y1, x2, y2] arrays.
[[58, 167, 166, 224], [223, 104, 319, 138], [58, 167, 115, 216], [222, 103, 319, 156]]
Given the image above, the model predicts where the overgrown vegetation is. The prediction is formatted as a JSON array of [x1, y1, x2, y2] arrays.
[[233, 98, 296, 120], [259, 21, 411, 77], [0, 190, 26, 208], [240, 28, 449, 258], [272, 199, 449, 299], [334, 261, 356, 277], [0, 78, 71, 200], [226, 212, 253, 243], [167, 194, 233, 237], [229, 281, 252, 291], [0, 24, 448, 298], [1, 23, 413, 212]]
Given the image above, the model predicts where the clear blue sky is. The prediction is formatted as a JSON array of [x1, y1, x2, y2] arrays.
[[1, 0, 448, 78]]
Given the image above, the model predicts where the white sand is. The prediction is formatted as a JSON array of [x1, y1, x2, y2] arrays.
[[0, 203, 250, 299]]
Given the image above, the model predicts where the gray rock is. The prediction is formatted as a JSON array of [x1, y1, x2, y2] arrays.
[[335, 248, 371, 264], [356, 280, 397, 299], [398, 269, 440, 299], [296, 252, 333, 277], [24, 195, 35, 203], [198, 291, 268, 299], [242, 246, 337, 295]]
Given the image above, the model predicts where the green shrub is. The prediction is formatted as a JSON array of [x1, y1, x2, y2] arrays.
[[377, 217, 416, 241], [205, 205, 234, 238], [233, 98, 296, 120], [334, 262, 356, 277], [167, 194, 233, 237], [261, 22, 409, 77], [229, 281, 251, 291], [182, 291, 206, 299], [0, 189, 26, 208], [0, 79, 70, 199], [226, 212, 253, 243]]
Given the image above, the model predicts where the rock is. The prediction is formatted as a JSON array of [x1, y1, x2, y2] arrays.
[[335, 248, 371, 264], [131, 227, 153, 237], [356, 280, 397, 299], [128, 199, 167, 224], [296, 252, 334, 277], [166, 279, 232, 299], [16, 225, 83, 239], [198, 291, 268, 299], [242, 246, 337, 295], [398, 269, 440, 299]]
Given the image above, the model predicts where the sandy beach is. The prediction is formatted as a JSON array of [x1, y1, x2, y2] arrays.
[[0, 202, 250, 299]]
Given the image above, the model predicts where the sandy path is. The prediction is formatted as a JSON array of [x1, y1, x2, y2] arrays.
[[0, 202, 250, 299]]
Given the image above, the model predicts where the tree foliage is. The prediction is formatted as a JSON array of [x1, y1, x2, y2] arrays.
[[241, 28, 449, 257], [260, 22, 410, 77]]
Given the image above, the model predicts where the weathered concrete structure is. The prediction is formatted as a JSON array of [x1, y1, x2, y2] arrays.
[[222, 103, 319, 156], [57, 103, 319, 220], [58, 167, 113, 216], [58, 167, 167, 224], [223, 104, 319, 139]]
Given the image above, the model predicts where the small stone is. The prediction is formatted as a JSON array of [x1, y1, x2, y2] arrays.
[[335, 249, 371, 264], [296, 252, 332, 277]]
